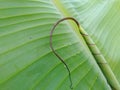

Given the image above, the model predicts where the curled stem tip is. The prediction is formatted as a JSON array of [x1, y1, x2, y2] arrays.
[[50, 17, 80, 89]]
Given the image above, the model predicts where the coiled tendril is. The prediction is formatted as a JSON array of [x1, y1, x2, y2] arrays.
[[50, 17, 80, 89]]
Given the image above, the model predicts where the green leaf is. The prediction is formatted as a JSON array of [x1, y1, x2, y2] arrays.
[[0, 0, 119, 90]]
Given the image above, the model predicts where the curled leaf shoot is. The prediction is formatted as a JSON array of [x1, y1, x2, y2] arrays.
[[50, 17, 120, 90]]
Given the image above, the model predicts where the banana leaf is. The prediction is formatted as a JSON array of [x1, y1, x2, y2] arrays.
[[0, 0, 120, 90]]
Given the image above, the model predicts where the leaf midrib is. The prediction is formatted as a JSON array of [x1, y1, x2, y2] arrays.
[[52, 0, 113, 89], [52, 0, 92, 58]]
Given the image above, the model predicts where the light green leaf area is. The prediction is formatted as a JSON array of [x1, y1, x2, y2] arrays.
[[0, 0, 119, 90]]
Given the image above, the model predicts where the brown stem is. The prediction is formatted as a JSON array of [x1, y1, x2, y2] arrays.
[[50, 17, 80, 89]]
